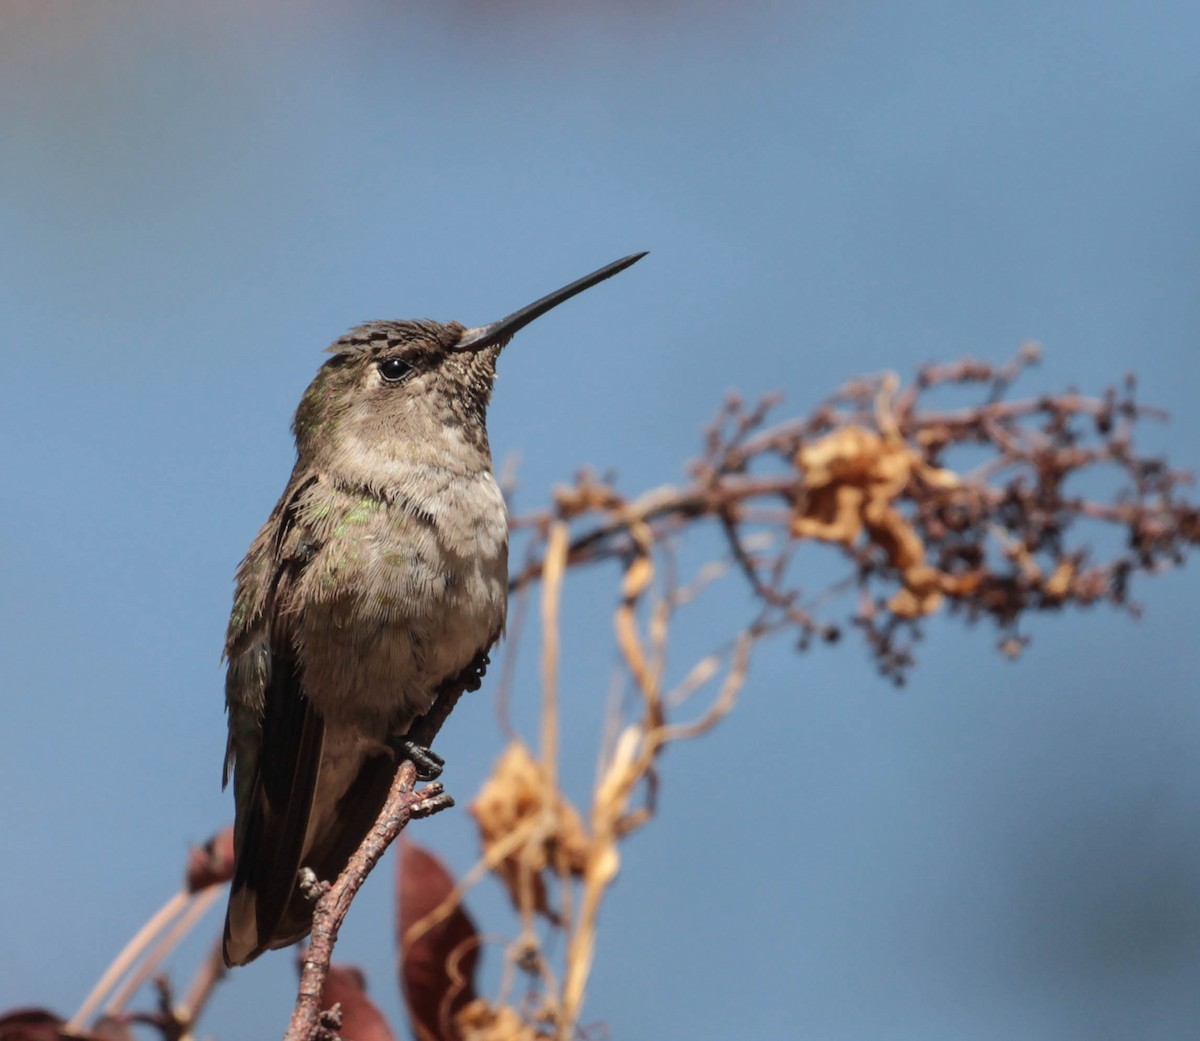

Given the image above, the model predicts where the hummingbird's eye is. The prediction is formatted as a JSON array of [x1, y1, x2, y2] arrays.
[[377, 357, 414, 383]]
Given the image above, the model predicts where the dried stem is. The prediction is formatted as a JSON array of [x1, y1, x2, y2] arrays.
[[66, 889, 192, 1034], [104, 886, 221, 1017], [540, 522, 569, 796]]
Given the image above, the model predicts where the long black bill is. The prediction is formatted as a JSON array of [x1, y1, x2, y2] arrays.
[[455, 252, 648, 352]]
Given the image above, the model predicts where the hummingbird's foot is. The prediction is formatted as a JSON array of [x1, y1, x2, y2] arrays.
[[463, 652, 490, 692], [297, 866, 331, 904], [391, 738, 445, 781], [409, 783, 455, 819]]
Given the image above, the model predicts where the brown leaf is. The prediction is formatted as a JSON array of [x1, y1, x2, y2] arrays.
[[0, 1008, 129, 1041], [397, 840, 481, 1041], [184, 825, 235, 892], [0, 1009, 64, 1041], [320, 965, 396, 1041]]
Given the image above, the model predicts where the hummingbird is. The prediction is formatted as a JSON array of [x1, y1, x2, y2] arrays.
[[221, 253, 646, 966]]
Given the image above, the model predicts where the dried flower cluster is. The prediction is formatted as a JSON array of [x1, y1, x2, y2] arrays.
[[512, 345, 1200, 680]]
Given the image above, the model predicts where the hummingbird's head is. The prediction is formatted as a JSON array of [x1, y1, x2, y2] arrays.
[[292, 318, 501, 462], [291, 252, 648, 469]]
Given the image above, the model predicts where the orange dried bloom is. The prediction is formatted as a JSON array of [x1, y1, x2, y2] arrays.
[[793, 425, 975, 618], [470, 743, 589, 920]]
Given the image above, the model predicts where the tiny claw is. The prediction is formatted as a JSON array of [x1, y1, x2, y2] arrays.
[[410, 789, 455, 819], [460, 650, 491, 692], [472, 653, 490, 689], [391, 739, 445, 781], [297, 867, 330, 903]]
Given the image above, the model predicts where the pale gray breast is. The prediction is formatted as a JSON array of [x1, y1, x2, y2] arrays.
[[298, 468, 508, 734]]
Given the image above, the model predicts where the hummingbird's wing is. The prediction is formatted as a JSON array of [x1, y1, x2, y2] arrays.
[[222, 476, 327, 967]]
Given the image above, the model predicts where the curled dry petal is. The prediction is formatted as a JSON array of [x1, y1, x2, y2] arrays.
[[794, 425, 969, 618], [454, 1000, 552, 1041], [320, 965, 397, 1041], [184, 825, 235, 893], [551, 474, 623, 518]]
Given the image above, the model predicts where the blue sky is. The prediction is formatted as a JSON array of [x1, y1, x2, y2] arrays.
[[3, 3, 1199, 1038]]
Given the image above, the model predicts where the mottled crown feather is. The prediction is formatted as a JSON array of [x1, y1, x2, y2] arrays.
[[325, 319, 466, 357]]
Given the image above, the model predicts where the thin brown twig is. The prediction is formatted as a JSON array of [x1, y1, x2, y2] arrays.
[[283, 759, 427, 1041]]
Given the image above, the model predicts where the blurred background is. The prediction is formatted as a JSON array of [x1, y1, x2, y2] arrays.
[[3, 2, 1200, 1038]]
